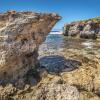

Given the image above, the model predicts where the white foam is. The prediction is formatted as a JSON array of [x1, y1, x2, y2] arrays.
[[50, 31, 62, 34], [82, 41, 94, 49]]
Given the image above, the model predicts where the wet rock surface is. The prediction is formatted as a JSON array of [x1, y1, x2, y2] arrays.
[[39, 55, 81, 74]]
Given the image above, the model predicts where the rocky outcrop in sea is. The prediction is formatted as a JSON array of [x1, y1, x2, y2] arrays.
[[63, 17, 100, 39]]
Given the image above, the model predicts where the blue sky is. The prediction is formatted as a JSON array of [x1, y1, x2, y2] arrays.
[[0, 0, 100, 29]]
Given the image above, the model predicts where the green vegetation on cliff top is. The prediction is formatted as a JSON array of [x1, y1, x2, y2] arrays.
[[80, 17, 100, 23]]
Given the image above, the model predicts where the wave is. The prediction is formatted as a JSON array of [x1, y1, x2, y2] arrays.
[[50, 31, 62, 34]]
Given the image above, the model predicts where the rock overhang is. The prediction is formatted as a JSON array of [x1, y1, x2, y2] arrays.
[[0, 10, 61, 84]]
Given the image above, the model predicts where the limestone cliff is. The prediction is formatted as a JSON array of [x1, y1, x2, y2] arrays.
[[63, 17, 100, 39], [0, 11, 60, 85]]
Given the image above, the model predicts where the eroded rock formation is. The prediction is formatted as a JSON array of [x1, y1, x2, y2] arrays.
[[0, 11, 60, 85], [63, 17, 100, 39], [13, 79, 80, 100]]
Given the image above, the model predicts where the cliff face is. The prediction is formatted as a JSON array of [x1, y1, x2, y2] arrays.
[[0, 11, 60, 84], [63, 17, 100, 39]]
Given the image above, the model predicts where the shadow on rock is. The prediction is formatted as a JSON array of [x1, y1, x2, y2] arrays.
[[38, 55, 82, 75]]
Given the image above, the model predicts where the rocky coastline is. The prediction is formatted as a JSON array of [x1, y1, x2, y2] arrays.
[[0, 11, 61, 99], [63, 17, 100, 39], [0, 11, 100, 100]]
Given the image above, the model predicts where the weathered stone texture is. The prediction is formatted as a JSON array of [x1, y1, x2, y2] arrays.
[[0, 11, 60, 84]]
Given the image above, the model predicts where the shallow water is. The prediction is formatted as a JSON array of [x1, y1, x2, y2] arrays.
[[39, 33, 100, 57], [38, 33, 100, 72]]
